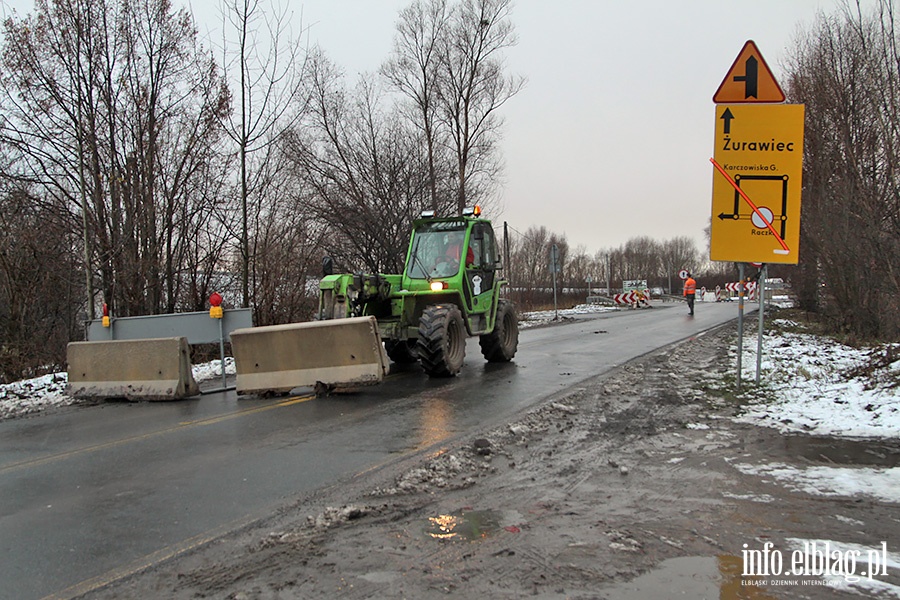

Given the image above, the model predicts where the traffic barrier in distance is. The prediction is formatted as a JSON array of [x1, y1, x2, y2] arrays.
[[725, 281, 758, 300], [613, 290, 651, 308]]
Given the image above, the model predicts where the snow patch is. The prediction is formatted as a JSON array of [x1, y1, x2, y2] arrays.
[[733, 332, 900, 438], [734, 462, 900, 503]]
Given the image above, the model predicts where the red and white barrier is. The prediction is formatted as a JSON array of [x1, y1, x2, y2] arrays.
[[724, 281, 758, 300], [613, 290, 651, 308]]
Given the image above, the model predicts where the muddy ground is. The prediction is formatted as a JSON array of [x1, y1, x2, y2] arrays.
[[88, 320, 900, 599]]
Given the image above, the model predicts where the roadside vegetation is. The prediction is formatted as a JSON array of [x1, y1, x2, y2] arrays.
[[785, 1, 900, 342], [0, 0, 897, 383]]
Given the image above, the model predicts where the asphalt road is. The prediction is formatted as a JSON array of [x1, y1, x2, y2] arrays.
[[0, 301, 744, 600]]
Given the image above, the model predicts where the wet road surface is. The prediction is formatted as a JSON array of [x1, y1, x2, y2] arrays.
[[0, 301, 741, 599]]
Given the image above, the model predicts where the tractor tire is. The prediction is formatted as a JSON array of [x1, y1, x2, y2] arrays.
[[385, 339, 418, 364], [479, 300, 519, 362], [417, 304, 466, 377]]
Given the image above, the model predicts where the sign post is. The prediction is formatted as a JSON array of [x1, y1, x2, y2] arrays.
[[550, 244, 560, 320], [737, 263, 745, 391], [756, 265, 766, 385], [710, 40, 803, 390], [209, 292, 228, 391]]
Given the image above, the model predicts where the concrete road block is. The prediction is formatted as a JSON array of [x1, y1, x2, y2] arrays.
[[231, 316, 389, 395], [67, 337, 199, 401]]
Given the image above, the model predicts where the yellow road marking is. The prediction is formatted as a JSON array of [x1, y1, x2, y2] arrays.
[[17, 375, 413, 598], [0, 393, 316, 475], [33, 383, 403, 599]]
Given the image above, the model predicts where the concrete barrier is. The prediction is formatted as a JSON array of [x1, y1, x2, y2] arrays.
[[67, 337, 199, 400], [231, 316, 389, 395]]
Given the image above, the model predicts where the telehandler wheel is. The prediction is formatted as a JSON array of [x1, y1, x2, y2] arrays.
[[417, 304, 466, 377], [384, 339, 418, 364], [479, 299, 519, 362]]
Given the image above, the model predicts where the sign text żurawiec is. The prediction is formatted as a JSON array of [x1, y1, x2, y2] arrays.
[[710, 103, 804, 264]]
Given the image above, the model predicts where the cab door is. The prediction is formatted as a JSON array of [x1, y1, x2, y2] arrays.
[[462, 223, 498, 331]]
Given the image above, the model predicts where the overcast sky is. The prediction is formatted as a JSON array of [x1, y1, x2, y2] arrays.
[[1, 0, 862, 257]]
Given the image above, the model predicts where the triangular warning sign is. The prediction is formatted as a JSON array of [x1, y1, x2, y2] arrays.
[[713, 40, 785, 103]]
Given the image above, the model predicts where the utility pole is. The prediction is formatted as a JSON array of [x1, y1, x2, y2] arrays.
[[606, 253, 611, 296], [550, 244, 560, 320]]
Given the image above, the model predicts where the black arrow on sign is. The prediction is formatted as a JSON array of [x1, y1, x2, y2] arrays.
[[720, 108, 735, 134], [733, 55, 759, 99]]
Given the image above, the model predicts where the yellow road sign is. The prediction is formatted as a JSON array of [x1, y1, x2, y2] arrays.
[[710, 103, 805, 264]]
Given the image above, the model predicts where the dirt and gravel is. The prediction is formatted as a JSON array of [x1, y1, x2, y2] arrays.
[[87, 320, 900, 599]]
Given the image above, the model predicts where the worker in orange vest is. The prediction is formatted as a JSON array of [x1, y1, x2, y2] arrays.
[[683, 273, 697, 316], [445, 239, 474, 268]]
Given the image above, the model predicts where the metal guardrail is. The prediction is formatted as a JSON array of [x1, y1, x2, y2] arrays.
[[86, 309, 252, 343], [84, 309, 253, 394]]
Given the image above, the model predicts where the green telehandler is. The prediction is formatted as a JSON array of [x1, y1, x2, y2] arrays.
[[317, 206, 519, 377]]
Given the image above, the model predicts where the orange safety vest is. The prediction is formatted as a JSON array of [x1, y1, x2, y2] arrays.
[[683, 277, 696, 296], [447, 243, 475, 267]]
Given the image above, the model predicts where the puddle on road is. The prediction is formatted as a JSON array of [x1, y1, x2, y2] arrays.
[[779, 435, 900, 468], [598, 555, 775, 599], [424, 508, 522, 541]]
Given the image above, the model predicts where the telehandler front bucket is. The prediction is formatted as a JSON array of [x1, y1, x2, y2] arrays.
[[231, 316, 389, 395]]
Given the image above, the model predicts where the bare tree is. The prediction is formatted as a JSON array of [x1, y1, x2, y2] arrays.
[[0, 185, 82, 381], [118, 0, 232, 314], [285, 52, 453, 273], [437, 0, 524, 212], [505, 225, 564, 305], [218, 0, 308, 308], [1, 0, 231, 318], [248, 144, 326, 324], [592, 250, 612, 293], [661, 236, 698, 294], [0, 0, 107, 317], [382, 0, 450, 211], [564, 247, 592, 292], [620, 237, 661, 281], [785, 1, 900, 339]]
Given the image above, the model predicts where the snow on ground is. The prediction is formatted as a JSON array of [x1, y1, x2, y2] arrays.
[[518, 302, 619, 329], [726, 319, 900, 438], [0, 358, 237, 420], [0, 372, 72, 420], [713, 312, 900, 592], [191, 357, 236, 382]]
